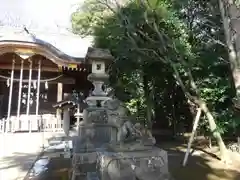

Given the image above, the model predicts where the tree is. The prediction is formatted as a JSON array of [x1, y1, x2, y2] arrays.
[[217, 1, 240, 108], [72, 0, 230, 161]]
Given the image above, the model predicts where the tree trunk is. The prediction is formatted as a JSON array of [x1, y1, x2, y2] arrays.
[[219, 0, 240, 105], [198, 100, 228, 161], [171, 63, 229, 161], [143, 73, 153, 129]]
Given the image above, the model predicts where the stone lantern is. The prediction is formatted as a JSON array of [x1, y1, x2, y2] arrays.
[[86, 47, 113, 99], [92, 58, 106, 74]]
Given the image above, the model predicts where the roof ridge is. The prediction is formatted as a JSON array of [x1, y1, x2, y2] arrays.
[[0, 25, 83, 37]]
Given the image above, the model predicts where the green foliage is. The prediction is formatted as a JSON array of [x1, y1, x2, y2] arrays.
[[72, 0, 239, 136]]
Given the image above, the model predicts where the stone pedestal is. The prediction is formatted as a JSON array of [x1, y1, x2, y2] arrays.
[[97, 147, 169, 180]]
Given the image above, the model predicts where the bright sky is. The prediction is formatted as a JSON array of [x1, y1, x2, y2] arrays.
[[0, 0, 84, 33], [0, 0, 93, 57]]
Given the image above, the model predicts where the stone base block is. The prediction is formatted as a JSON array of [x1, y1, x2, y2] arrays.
[[97, 146, 169, 180]]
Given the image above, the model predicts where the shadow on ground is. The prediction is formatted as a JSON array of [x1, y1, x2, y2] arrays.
[[0, 152, 43, 180], [158, 141, 240, 180], [0, 148, 71, 180], [24, 153, 71, 180], [0, 152, 41, 170], [3, 133, 240, 180], [0, 132, 57, 180], [24, 141, 240, 180]]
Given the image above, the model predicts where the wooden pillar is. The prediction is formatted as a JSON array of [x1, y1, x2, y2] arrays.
[[36, 60, 41, 131], [26, 59, 32, 133], [17, 59, 24, 131], [57, 82, 63, 129], [6, 58, 15, 133]]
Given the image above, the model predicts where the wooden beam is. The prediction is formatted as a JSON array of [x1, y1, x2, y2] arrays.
[[57, 82, 63, 129], [57, 83, 63, 102], [0, 64, 59, 72], [0, 64, 88, 72], [183, 108, 202, 166]]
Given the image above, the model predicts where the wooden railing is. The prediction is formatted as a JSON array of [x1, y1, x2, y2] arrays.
[[0, 114, 63, 133]]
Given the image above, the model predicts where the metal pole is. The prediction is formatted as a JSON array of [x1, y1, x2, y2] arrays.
[[6, 58, 15, 133], [26, 59, 32, 133], [36, 59, 41, 131], [16, 59, 24, 131]]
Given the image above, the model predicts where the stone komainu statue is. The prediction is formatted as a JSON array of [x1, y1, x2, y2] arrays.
[[103, 98, 156, 146], [72, 98, 170, 180]]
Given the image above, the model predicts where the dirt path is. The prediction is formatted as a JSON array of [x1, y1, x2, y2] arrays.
[[24, 141, 240, 180], [159, 142, 240, 180]]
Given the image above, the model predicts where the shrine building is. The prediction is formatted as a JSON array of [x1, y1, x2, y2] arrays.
[[0, 27, 112, 132]]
